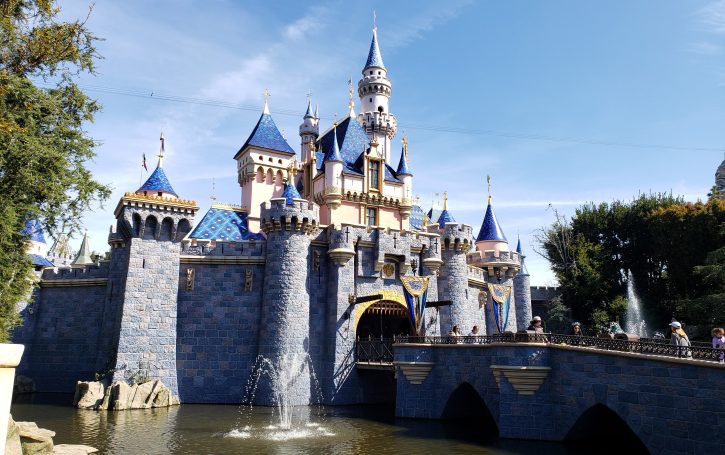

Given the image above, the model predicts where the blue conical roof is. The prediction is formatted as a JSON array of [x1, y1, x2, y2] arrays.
[[516, 237, 523, 255], [22, 218, 46, 243], [323, 126, 343, 162], [476, 200, 507, 242], [437, 209, 453, 229], [282, 179, 302, 205], [516, 235, 529, 275], [237, 112, 295, 156], [304, 99, 314, 118], [396, 145, 411, 176], [365, 29, 385, 69], [138, 165, 178, 197]]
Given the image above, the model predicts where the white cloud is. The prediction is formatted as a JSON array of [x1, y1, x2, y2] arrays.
[[697, 0, 725, 34], [382, 0, 474, 49]]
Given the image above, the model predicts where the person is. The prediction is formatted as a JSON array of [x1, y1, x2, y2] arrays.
[[712, 327, 725, 364], [527, 316, 544, 334], [670, 321, 692, 359], [447, 325, 461, 343], [468, 325, 480, 336], [571, 322, 583, 336]]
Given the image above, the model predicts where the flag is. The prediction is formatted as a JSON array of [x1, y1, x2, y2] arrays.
[[142, 153, 147, 171]]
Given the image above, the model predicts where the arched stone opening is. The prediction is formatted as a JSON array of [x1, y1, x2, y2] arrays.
[[441, 382, 498, 441], [565, 404, 648, 454], [132, 213, 142, 237], [143, 215, 157, 240], [159, 217, 174, 241], [176, 219, 192, 241]]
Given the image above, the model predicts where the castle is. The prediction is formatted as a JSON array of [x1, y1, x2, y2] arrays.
[[14, 25, 533, 405]]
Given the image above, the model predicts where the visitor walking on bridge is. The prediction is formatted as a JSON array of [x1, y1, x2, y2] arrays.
[[669, 321, 692, 359], [712, 327, 725, 364]]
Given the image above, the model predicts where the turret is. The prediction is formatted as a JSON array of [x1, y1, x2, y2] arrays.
[[513, 237, 533, 331], [70, 230, 93, 267], [299, 97, 319, 161], [109, 134, 198, 398], [235, 92, 297, 232], [257, 197, 319, 406], [396, 136, 413, 228], [357, 21, 397, 163], [323, 124, 344, 215]]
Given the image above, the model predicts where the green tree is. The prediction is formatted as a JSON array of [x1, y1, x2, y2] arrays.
[[0, 0, 110, 341]]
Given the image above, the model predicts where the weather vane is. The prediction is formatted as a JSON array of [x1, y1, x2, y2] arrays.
[[402, 131, 408, 157], [487, 175, 491, 202], [157, 131, 165, 166], [443, 191, 448, 210], [373, 10, 377, 31], [348, 78, 354, 113], [211, 177, 216, 202]]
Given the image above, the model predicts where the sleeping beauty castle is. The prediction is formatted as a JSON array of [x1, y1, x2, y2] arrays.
[[14, 23, 533, 405]]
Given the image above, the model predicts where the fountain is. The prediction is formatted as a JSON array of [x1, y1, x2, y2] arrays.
[[625, 271, 648, 337], [224, 353, 330, 441]]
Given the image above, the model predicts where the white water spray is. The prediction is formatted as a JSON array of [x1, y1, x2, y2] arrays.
[[625, 271, 648, 337]]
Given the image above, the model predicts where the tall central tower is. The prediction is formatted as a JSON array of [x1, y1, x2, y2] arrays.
[[357, 23, 397, 163]]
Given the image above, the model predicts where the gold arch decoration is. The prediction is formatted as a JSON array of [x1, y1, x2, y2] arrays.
[[352, 290, 408, 334]]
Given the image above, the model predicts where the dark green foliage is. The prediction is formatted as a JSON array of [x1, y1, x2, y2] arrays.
[[536, 195, 725, 333], [0, 0, 110, 341]]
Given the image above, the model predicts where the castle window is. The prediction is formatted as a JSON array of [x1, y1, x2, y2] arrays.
[[366, 207, 378, 226], [377, 71, 381, 75], [368, 160, 380, 190], [369, 71, 373, 75], [369, 98, 372, 102]]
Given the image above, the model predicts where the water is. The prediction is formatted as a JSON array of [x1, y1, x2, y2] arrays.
[[11, 394, 568, 454], [625, 270, 648, 337], [243, 354, 322, 431]]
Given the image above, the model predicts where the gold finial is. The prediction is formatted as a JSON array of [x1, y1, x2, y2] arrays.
[[309, 140, 316, 153], [287, 159, 298, 179], [211, 178, 216, 202], [348, 78, 355, 115], [443, 191, 448, 210], [487, 175, 492, 204], [157, 132, 165, 167], [263, 88, 270, 114], [402, 131, 408, 157]]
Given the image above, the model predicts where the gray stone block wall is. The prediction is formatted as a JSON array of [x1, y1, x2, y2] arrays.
[[513, 272, 532, 331], [111, 237, 182, 395], [437, 223, 476, 334]]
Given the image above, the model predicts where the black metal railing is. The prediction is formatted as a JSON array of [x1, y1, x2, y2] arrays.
[[355, 336, 395, 363], [397, 334, 725, 363]]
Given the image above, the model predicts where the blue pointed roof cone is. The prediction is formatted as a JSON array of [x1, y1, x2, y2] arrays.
[[22, 218, 46, 243], [476, 198, 507, 242], [437, 209, 453, 229], [396, 145, 412, 176], [138, 166, 178, 197], [236, 99, 295, 157], [516, 235, 529, 275], [282, 179, 302, 205], [323, 125, 344, 162], [365, 28, 385, 69], [304, 99, 314, 118], [516, 236, 523, 255]]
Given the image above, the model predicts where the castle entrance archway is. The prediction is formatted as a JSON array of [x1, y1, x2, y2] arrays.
[[356, 300, 412, 340]]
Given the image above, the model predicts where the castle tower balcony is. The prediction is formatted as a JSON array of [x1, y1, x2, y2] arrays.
[[467, 249, 521, 280], [358, 111, 397, 139]]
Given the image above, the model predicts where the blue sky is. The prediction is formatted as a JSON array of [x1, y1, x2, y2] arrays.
[[57, 0, 725, 285]]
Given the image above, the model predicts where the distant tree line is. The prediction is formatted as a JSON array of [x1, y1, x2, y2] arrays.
[[536, 193, 725, 337]]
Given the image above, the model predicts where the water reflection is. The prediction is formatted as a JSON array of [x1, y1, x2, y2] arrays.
[[11, 395, 568, 455]]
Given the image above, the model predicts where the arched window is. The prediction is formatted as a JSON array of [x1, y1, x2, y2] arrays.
[[160, 217, 173, 241], [256, 167, 264, 183], [132, 213, 142, 237], [378, 106, 384, 113], [266, 169, 273, 184], [176, 219, 192, 241], [143, 216, 158, 240]]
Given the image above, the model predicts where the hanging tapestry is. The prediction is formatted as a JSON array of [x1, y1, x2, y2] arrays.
[[400, 275, 431, 336], [487, 283, 512, 333]]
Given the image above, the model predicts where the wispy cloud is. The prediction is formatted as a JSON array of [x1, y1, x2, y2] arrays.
[[689, 41, 721, 55], [697, 0, 725, 34], [381, 0, 473, 49]]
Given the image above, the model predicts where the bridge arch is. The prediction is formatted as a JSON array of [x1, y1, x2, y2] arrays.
[[442, 382, 498, 439], [565, 403, 648, 454]]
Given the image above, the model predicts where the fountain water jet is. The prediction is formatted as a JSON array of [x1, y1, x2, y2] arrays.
[[625, 270, 648, 337]]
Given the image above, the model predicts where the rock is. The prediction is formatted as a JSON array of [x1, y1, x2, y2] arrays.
[[170, 394, 180, 406], [52, 444, 98, 454], [109, 381, 132, 410], [16, 421, 55, 455], [73, 382, 105, 410], [152, 385, 170, 407], [129, 381, 156, 409], [13, 375, 35, 395], [6, 415, 22, 455]]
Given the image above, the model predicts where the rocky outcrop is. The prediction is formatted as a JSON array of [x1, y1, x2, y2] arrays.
[[5, 416, 98, 455], [73, 380, 179, 411]]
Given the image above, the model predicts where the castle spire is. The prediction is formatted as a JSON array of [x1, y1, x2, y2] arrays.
[[324, 123, 343, 163], [304, 96, 313, 118], [263, 88, 270, 114], [137, 134, 179, 198], [365, 15, 385, 69], [157, 132, 165, 168], [477, 179, 507, 242], [437, 191, 454, 228], [71, 230, 93, 267], [396, 134, 412, 176]]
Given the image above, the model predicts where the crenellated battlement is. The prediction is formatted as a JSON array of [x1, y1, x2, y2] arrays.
[[260, 198, 319, 234], [430, 222, 473, 252], [40, 261, 110, 282]]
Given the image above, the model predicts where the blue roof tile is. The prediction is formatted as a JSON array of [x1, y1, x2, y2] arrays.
[[237, 113, 295, 156], [410, 205, 425, 230], [138, 166, 178, 197], [29, 254, 53, 268], [365, 29, 385, 69], [396, 146, 412, 176], [189, 206, 265, 241], [22, 219, 45, 243], [437, 209, 454, 228], [476, 202, 507, 242], [317, 116, 370, 174], [282, 179, 302, 205], [323, 126, 343, 162]]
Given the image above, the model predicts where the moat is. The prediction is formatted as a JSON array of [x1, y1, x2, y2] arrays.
[[12, 395, 573, 454]]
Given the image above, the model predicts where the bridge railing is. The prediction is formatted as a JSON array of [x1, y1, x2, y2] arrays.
[[356, 337, 395, 363], [398, 334, 725, 363]]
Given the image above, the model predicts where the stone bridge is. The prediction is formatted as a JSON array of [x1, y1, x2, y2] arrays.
[[394, 340, 725, 454]]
